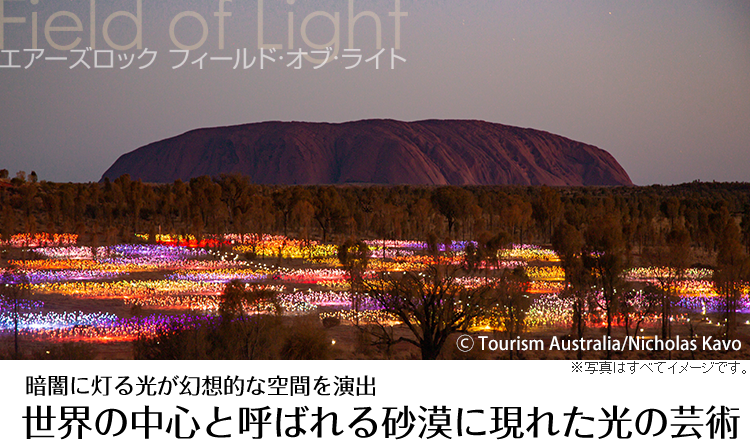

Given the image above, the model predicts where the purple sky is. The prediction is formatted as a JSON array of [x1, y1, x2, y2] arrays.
[[1, 0, 749, 184]]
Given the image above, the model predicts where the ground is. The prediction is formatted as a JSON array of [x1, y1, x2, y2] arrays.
[[4, 318, 749, 360]]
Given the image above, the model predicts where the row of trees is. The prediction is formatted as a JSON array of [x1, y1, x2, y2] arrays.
[[552, 213, 749, 358], [3, 173, 749, 359], [3, 174, 750, 253], [350, 216, 748, 360], [294, 220, 748, 360]]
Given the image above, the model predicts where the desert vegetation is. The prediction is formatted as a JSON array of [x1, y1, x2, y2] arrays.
[[1, 171, 749, 359]]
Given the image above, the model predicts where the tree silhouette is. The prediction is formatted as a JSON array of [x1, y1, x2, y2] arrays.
[[583, 213, 627, 356], [741, 204, 750, 254], [490, 267, 531, 359], [216, 280, 282, 359], [337, 239, 371, 326], [314, 187, 345, 242], [713, 219, 749, 341], [364, 265, 499, 360], [643, 225, 692, 339], [0, 267, 30, 359], [552, 221, 589, 357], [431, 187, 471, 238], [532, 186, 562, 243]]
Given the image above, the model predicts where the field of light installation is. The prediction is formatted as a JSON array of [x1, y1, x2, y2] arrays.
[[1, 232, 748, 360]]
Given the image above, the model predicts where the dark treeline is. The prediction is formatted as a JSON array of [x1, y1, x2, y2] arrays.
[[2, 172, 750, 254], [2, 171, 750, 359]]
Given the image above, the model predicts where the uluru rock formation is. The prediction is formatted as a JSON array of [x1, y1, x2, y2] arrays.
[[101, 119, 633, 186]]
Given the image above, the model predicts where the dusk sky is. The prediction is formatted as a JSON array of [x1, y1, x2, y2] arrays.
[[1, 0, 749, 185]]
